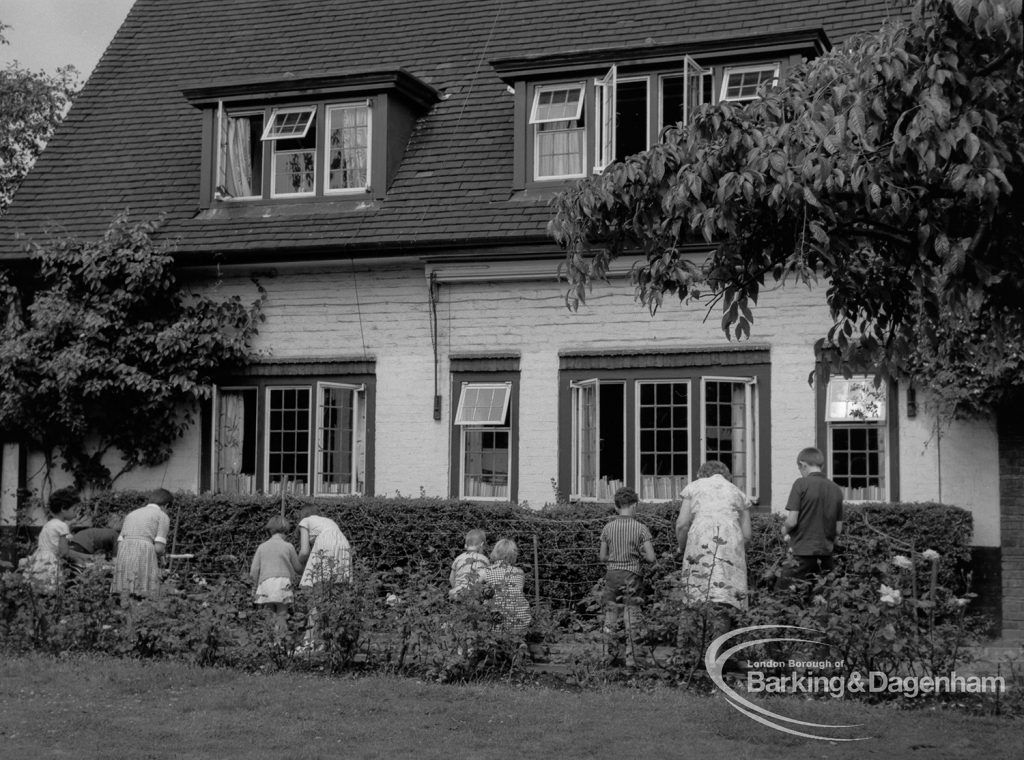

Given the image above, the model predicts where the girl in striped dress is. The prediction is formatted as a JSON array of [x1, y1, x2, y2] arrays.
[[111, 489, 172, 599], [22, 488, 80, 594], [297, 505, 352, 587], [478, 538, 531, 635]]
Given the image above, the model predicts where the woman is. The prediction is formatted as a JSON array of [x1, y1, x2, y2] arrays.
[[675, 461, 752, 638], [297, 505, 352, 586], [478, 538, 531, 635], [111, 488, 172, 599], [22, 487, 80, 594]]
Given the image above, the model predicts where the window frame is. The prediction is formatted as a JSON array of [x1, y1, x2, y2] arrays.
[[559, 354, 770, 504], [204, 368, 375, 497], [450, 369, 519, 503], [261, 106, 316, 141], [699, 376, 758, 501], [530, 81, 588, 181], [323, 101, 372, 195], [314, 381, 367, 496], [719, 63, 780, 103], [634, 378, 692, 502], [215, 106, 265, 201]]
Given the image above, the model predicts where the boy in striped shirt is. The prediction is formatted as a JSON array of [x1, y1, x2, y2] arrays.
[[599, 487, 656, 667]]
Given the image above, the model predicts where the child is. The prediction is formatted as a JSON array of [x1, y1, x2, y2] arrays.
[[22, 487, 81, 594], [478, 538, 531, 635], [250, 515, 303, 635], [449, 528, 489, 599], [599, 486, 655, 667]]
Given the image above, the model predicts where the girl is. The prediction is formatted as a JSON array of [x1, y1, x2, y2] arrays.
[[478, 538, 531, 635], [297, 505, 352, 587], [250, 515, 303, 634], [23, 487, 80, 594]]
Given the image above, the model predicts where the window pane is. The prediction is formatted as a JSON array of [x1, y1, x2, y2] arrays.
[[267, 387, 310, 495], [615, 79, 648, 161], [328, 105, 369, 190], [463, 428, 509, 499], [638, 381, 689, 500], [216, 388, 257, 494], [218, 113, 263, 198], [532, 86, 583, 122], [263, 108, 315, 140], [830, 423, 885, 500], [455, 383, 511, 425], [723, 67, 777, 101], [536, 121, 585, 178], [273, 118, 317, 195], [703, 380, 749, 493], [827, 377, 887, 421]]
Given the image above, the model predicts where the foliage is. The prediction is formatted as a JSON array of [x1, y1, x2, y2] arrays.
[[0, 23, 78, 214], [0, 213, 264, 489], [550, 0, 1024, 418]]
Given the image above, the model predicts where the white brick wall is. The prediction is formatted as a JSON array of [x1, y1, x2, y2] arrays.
[[18, 258, 999, 547]]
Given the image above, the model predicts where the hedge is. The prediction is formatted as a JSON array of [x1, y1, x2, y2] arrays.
[[55, 492, 975, 610]]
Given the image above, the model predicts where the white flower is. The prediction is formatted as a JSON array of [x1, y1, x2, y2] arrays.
[[892, 555, 914, 569], [879, 584, 902, 605], [922, 549, 940, 562], [954, 597, 971, 608], [385, 593, 401, 607], [812, 595, 827, 606]]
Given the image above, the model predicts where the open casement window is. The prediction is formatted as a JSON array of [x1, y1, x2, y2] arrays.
[[455, 382, 512, 500], [314, 382, 366, 496], [212, 387, 259, 494], [700, 377, 758, 500], [530, 82, 586, 180], [216, 104, 264, 200], [719, 64, 780, 103], [635, 380, 691, 501], [826, 376, 887, 500], [593, 65, 617, 174], [570, 379, 626, 501], [658, 56, 712, 131]]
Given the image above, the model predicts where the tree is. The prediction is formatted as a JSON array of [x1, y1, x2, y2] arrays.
[[0, 22, 79, 214], [550, 0, 1023, 418], [0, 214, 264, 490]]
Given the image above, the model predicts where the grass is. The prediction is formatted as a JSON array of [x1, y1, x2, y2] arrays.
[[0, 655, 1021, 759]]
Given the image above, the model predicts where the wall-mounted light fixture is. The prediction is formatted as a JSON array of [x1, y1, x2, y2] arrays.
[[906, 385, 917, 418]]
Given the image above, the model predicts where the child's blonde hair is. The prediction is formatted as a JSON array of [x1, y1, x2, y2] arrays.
[[266, 515, 290, 534], [490, 538, 518, 565], [465, 528, 486, 551]]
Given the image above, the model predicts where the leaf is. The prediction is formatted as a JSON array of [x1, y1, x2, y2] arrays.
[[803, 186, 822, 208]]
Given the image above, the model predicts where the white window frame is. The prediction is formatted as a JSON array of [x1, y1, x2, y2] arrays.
[[719, 63, 780, 103], [455, 381, 512, 501], [593, 65, 617, 174], [455, 382, 512, 426], [658, 57, 713, 128], [314, 382, 366, 497], [323, 101, 372, 195], [634, 378, 691, 502], [531, 82, 587, 181], [215, 104, 264, 201], [263, 385, 314, 496], [261, 106, 316, 141], [699, 376, 758, 501], [570, 378, 600, 501], [825, 376, 888, 501]]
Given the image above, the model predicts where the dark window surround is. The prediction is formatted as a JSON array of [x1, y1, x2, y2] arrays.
[[184, 70, 439, 208], [449, 354, 520, 503], [557, 347, 771, 504], [492, 31, 827, 193], [200, 359, 376, 496], [814, 373, 900, 501]]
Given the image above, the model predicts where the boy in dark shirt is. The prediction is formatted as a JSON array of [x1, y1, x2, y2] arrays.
[[775, 447, 844, 591]]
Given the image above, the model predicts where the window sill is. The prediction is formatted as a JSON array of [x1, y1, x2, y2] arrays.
[[195, 198, 379, 220]]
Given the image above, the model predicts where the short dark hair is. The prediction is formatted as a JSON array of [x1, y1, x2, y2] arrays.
[[148, 488, 173, 506], [48, 487, 80, 515], [613, 486, 639, 509], [797, 447, 825, 468]]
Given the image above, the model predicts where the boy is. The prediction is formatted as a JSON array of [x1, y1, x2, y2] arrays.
[[775, 447, 844, 591], [449, 528, 489, 599], [599, 487, 656, 666]]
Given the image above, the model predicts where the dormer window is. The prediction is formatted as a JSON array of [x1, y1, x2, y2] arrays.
[[185, 70, 438, 208], [720, 64, 779, 103]]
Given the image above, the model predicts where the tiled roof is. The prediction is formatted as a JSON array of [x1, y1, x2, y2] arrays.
[[0, 0, 907, 261]]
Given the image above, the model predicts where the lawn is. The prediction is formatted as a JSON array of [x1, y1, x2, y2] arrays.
[[0, 655, 1021, 759]]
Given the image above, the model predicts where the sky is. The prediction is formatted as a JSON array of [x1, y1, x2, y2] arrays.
[[1, 0, 136, 78]]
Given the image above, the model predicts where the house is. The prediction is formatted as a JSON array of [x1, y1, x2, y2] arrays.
[[0, 0, 1016, 638]]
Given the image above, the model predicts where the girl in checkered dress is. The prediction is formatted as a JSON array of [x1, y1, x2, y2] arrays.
[[478, 538, 531, 635]]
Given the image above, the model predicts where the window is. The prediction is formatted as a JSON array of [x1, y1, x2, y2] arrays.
[[560, 350, 769, 503], [531, 83, 587, 180], [825, 377, 887, 500], [720, 64, 779, 103], [208, 369, 373, 496], [454, 382, 513, 500], [660, 69, 714, 130], [214, 101, 371, 201]]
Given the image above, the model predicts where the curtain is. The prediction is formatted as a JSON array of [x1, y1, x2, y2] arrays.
[[220, 116, 254, 197]]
